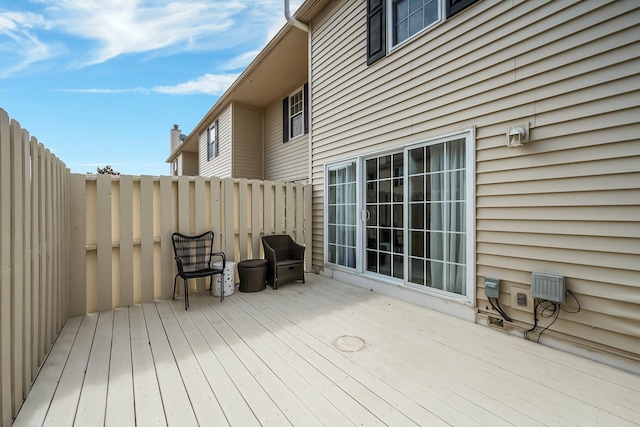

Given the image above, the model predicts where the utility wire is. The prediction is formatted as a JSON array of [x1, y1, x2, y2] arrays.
[[524, 290, 581, 342]]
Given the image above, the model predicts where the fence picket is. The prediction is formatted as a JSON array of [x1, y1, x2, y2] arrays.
[[210, 177, 222, 253], [21, 129, 32, 399], [275, 182, 284, 234], [119, 176, 134, 307], [264, 181, 273, 237], [159, 176, 173, 300], [224, 179, 235, 262], [140, 176, 154, 303], [96, 174, 113, 312], [251, 180, 261, 258], [0, 109, 11, 427], [239, 179, 248, 261], [37, 144, 47, 367], [194, 177, 207, 292], [29, 137, 40, 380], [69, 175, 87, 316], [286, 182, 294, 237], [10, 119, 24, 416]]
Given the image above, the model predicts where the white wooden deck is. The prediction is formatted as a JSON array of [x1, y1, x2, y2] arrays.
[[13, 274, 640, 426]]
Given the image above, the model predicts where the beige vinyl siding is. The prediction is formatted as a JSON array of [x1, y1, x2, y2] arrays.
[[178, 152, 198, 176], [232, 103, 263, 179], [310, 0, 640, 358], [264, 96, 309, 182], [199, 105, 232, 178]]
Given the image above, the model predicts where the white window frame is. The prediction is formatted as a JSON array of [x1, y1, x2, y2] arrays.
[[289, 87, 305, 140], [324, 160, 360, 269], [207, 122, 217, 161], [387, 0, 443, 51], [172, 159, 178, 176]]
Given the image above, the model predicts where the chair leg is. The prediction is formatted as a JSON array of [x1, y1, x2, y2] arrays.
[[173, 275, 179, 300], [184, 278, 189, 310], [220, 273, 224, 303]]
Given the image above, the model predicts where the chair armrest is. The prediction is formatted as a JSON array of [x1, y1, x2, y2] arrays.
[[290, 241, 305, 261], [174, 256, 185, 275], [263, 242, 277, 264], [211, 252, 226, 271]]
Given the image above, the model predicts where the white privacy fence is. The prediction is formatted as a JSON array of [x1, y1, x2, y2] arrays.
[[0, 108, 311, 424]]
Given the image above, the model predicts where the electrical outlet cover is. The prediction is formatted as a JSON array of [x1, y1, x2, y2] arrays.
[[485, 277, 500, 298], [511, 287, 534, 313]]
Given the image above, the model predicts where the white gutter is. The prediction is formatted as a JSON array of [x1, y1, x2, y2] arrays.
[[284, 0, 309, 32]]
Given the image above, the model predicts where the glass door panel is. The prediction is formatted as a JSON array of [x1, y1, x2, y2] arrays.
[[365, 153, 404, 279], [407, 138, 466, 296], [327, 162, 357, 268]]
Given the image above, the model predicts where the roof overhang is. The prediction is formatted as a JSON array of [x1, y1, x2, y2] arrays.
[[166, 0, 335, 163]]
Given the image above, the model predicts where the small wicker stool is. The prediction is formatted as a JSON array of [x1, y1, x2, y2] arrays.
[[238, 259, 268, 292]]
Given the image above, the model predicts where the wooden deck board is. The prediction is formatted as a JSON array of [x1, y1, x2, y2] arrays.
[[104, 307, 135, 427], [74, 310, 113, 426], [13, 274, 640, 426]]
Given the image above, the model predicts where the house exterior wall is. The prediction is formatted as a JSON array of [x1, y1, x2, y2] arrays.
[[177, 152, 198, 176], [264, 95, 309, 182], [232, 103, 263, 179], [310, 0, 640, 361], [199, 105, 232, 178]]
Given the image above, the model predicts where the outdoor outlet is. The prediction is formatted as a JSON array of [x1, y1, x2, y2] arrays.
[[488, 315, 504, 328], [511, 287, 534, 313]]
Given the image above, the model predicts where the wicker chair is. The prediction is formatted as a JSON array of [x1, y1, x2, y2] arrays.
[[261, 234, 305, 290], [172, 231, 226, 309]]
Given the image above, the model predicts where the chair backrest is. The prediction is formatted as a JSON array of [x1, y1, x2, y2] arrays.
[[262, 234, 294, 259], [172, 231, 214, 273]]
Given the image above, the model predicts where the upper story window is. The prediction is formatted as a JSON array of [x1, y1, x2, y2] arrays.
[[282, 83, 309, 142], [392, 0, 440, 46], [367, 0, 479, 65], [207, 119, 218, 161], [172, 159, 178, 176], [290, 88, 304, 139]]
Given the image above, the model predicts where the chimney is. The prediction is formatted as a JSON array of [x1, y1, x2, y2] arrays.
[[170, 124, 181, 153]]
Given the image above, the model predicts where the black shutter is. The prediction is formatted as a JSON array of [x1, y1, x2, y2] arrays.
[[367, 0, 386, 65], [214, 119, 219, 157], [282, 97, 289, 142], [303, 83, 309, 134], [446, 0, 478, 18]]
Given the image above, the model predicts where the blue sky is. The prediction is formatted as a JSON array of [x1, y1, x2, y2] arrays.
[[0, 0, 300, 175]]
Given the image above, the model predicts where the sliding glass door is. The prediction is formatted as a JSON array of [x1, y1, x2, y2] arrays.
[[325, 131, 471, 298]]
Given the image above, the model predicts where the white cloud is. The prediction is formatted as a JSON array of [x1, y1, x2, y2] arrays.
[[32, 0, 254, 66], [153, 73, 239, 95], [1, 1, 298, 79], [0, 11, 61, 77]]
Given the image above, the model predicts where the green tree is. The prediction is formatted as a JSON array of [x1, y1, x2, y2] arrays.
[[92, 165, 120, 175]]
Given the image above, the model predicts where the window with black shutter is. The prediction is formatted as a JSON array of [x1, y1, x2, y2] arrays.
[[367, 0, 479, 65], [283, 85, 309, 142], [367, 0, 386, 65]]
